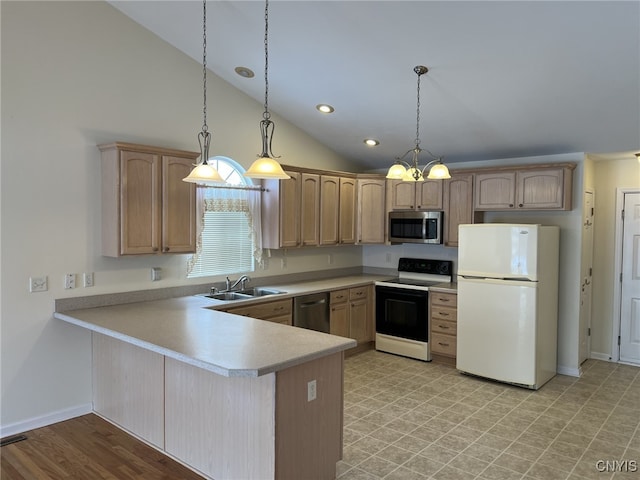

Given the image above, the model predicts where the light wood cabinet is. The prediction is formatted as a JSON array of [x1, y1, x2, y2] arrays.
[[329, 286, 373, 344], [320, 175, 340, 245], [474, 166, 573, 211], [339, 177, 357, 244], [329, 289, 350, 338], [301, 173, 320, 246], [99, 142, 198, 257], [357, 177, 386, 244], [222, 298, 292, 325], [387, 179, 443, 210], [442, 173, 475, 248], [429, 291, 458, 362]]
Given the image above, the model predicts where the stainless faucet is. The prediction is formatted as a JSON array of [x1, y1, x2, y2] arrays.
[[226, 275, 251, 291]]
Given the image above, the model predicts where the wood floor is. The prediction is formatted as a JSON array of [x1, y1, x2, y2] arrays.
[[0, 414, 205, 480]]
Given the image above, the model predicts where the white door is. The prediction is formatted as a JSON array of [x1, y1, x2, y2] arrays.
[[620, 192, 640, 364], [579, 191, 594, 364], [457, 276, 537, 386]]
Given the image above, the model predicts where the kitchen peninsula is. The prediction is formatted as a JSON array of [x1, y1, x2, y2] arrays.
[[55, 294, 357, 480]]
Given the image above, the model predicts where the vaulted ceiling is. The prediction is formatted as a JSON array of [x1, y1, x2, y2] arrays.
[[110, 1, 640, 170]]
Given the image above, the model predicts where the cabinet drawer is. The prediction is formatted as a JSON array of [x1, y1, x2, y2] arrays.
[[349, 286, 369, 301], [431, 333, 457, 357], [330, 289, 349, 304], [431, 291, 457, 307], [265, 314, 292, 326], [431, 319, 457, 336], [431, 306, 457, 323], [225, 299, 292, 319]]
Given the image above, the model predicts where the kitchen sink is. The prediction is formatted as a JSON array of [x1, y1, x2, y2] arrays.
[[197, 287, 285, 302], [235, 287, 285, 297]]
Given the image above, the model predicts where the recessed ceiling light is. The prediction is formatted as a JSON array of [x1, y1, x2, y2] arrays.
[[234, 66, 254, 78], [316, 104, 335, 114], [364, 139, 380, 147]]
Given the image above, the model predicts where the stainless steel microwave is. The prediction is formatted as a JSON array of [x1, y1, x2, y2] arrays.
[[388, 211, 443, 244]]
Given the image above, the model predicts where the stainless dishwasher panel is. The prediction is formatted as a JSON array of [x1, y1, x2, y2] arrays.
[[293, 292, 330, 333]]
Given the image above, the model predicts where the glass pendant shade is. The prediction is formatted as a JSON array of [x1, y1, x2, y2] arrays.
[[244, 156, 290, 179], [182, 162, 225, 184], [426, 163, 451, 179], [386, 163, 407, 179]]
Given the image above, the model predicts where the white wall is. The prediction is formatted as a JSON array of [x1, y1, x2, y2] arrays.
[[589, 156, 640, 357], [364, 152, 586, 376], [0, 1, 362, 431]]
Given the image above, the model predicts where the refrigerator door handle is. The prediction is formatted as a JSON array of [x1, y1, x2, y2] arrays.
[[458, 276, 538, 287]]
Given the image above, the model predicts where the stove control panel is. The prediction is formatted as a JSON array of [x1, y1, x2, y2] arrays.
[[397, 258, 452, 276]]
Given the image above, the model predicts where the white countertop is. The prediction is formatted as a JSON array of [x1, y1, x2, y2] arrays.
[[54, 275, 391, 378]]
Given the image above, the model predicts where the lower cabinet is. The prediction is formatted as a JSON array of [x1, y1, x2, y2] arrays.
[[329, 286, 373, 345], [93, 332, 344, 480], [221, 298, 292, 325], [429, 290, 458, 363]]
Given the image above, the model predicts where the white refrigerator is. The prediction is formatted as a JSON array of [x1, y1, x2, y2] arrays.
[[456, 224, 559, 389]]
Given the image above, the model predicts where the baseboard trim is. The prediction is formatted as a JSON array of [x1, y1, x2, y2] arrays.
[[590, 351, 613, 362], [557, 365, 581, 377], [0, 403, 92, 438]]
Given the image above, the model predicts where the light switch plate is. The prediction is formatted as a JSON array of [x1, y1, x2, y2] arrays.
[[29, 276, 48, 292]]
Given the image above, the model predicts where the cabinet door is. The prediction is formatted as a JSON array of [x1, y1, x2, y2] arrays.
[[162, 156, 196, 253], [300, 173, 320, 246], [517, 169, 565, 209], [443, 173, 473, 247], [279, 172, 301, 248], [120, 150, 161, 254], [320, 176, 340, 245], [357, 179, 386, 244], [416, 180, 443, 210], [339, 177, 356, 244], [388, 180, 416, 209], [349, 298, 369, 344], [474, 172, 516, 210], [330, 302, 349, 337]]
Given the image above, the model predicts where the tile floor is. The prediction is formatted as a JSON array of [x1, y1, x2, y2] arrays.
[[338, 351, 640, 480]]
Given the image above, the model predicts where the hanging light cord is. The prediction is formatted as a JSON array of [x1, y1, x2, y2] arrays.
[[263, 0, 270, 121], [414, 66, 422, 152], [198, 0, 211, 165], [202, 0, 208, 133]]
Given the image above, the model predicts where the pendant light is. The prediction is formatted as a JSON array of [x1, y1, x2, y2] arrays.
[[183, 0, 225, 185], [244, 0, 290, 180], [386, 66, 450, 182]]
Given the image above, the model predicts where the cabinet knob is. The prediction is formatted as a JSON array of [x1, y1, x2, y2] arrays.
[[152, 247, 159, 252], [509, 204, 514, 207], [439, 298, 450, 302], [164, 247, 170, 252], [439, 311, 449, 316], [438, 324, 450, 329], [438, 342, 450, 347], [519, 203, 523, 207]]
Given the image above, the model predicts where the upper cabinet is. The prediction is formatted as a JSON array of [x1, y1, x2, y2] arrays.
[[474, 165, 575, 211], [357, 177, 386, 244], [387, 179, 443, 210], [99, 143, 198, 257], [262, 168, 359, 249], [442, 173, 475, 248], [339, 177, 357, 245]]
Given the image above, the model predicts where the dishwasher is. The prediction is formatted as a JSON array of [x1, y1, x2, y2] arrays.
[[293, 292, 330, 333]]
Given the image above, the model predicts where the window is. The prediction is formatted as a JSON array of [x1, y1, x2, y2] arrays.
[[187, 157, 261, 278]]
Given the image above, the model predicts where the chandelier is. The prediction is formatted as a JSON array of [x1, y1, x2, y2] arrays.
[[244, 0, 290, 180], [183, 0, 225, 185], [386, 66, 450, 182]]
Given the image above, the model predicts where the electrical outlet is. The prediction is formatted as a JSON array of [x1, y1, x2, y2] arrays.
[[64, 273, 76, 289], [281, 258, 287, 269], [29, 276, 48, 293], [307, 379, 317, 402], [151, 267, 161, 281], [83, 272, 94, 287]]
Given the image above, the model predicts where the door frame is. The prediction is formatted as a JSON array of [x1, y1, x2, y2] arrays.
[[579, 188, 594, 364], [610, 187, 640, 363]]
